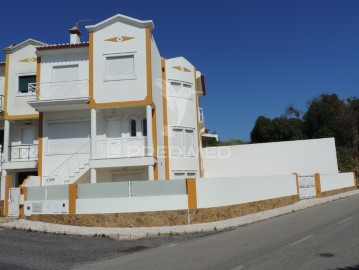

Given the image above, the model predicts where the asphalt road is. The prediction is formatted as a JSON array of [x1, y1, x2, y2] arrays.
[[76, 194, 359, 270], [1, 194, 359, 270]]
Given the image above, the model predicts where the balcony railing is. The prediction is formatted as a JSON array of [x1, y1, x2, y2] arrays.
[[9, 145, 38, 161], [28, 80, 89, 101], [96, 138, 148, 159], [199, 108, 204, 123]]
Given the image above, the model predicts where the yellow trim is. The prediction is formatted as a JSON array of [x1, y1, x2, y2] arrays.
[[3, 54, 10, 120], [314, 173, 321, 198], [194, 68, 203, 177], [152, 108, 158, 180], [19, 186, 27, 217], [4, 176, 12, 217], [38, 112, 43, 186], [172, 66, 191, 72], [353, 172, 358, 187], [161, 59, 170, 180], [293, 173, 300, 197], [186, 178, 197, 209], [89, 29, 153, 109], [69, 184, 77, 215]]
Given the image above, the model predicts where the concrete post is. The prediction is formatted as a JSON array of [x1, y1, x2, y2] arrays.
[[90, 108, 97, 159], [3, 120, 10, 162]]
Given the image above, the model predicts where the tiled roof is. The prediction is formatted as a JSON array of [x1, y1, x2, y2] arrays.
[[37, 42, 89, 51]]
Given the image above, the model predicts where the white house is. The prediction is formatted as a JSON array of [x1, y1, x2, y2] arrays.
[[0, 14, 206, 190]]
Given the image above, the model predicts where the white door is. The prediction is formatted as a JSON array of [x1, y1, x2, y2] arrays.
[[112, 173, 142, 182], [298, 176, 316, 199], [8, 188, 20, 217], [20, 128, 36, 160], [53, 65, 79, 98], [107, 120, 122, 157]]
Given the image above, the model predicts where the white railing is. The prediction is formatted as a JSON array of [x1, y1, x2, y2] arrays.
[[199, 108, 204, 123], [44, 142, 90, 185], [9, 144, 38, 161], [96, 138, 148, 159], [28, 79, 89, 101]]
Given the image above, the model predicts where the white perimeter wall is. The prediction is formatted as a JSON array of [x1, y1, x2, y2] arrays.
[[203, 138, 338, 177], [196, 175, 298, 208], [76, 195, 188, 214], [320, 172, 356, 192]]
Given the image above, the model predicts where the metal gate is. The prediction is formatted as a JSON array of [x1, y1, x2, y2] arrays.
[[298, 175, 316, 199], [8, 188, 20, 217]]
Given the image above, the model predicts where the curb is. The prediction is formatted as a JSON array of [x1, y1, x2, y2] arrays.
[[1, 189, 358, 240]]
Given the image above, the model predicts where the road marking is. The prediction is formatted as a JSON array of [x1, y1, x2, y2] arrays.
[[336, 216, 353, 225], [289, 234, 314, 246]]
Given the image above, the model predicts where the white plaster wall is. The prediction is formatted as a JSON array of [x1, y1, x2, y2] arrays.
[[96, 167, 148, 182], [165, 57, 200, 176], [9, 120, 38, 146], [39, 49, 89, 83], [203, 138, 339, 177], [24, 200, 68, 216], [151, 37, 165, 179], [196, 175, 298, 208], [76, 195, 188, 214], [93, 21, 147, 103], [320, 172, 356, 192], [6, 44, 39, 116]]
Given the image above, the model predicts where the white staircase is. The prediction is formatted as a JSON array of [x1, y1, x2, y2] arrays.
[[44, 142, 90, 185]]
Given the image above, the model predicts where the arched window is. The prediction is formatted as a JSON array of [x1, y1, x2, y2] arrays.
[[130, 119, 137, 137], [142, 118, 147, 137]]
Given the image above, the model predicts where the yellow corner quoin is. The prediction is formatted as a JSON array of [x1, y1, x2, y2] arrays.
[[19, 186, 27, 217], [194, 68, 203, 177], [314, 173, 322, 198], [172, 66, 191, 72], [161, 59, 170, 180], [4, 176, 12, 217], [68, 184, 77, 215], [293, 173, 300, 196], [186, 178, 197, 209]]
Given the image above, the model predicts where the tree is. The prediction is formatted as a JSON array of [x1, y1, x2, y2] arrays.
[[250, 116, 305, 143]]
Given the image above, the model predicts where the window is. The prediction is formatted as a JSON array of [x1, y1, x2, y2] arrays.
[[105, 54, 135, 81], [18, 75, 36, 94], [173, 171, 197, 179], [169, 81, 193, 99], [142, 118, 147, 137], [171, 128, 195, 157], [130, 119, 137, 137]]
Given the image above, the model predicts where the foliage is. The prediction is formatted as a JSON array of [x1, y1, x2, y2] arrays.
[[250, 94, 359, 172]]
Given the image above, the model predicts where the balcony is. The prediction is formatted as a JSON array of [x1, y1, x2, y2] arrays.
[[96, 138, 148, 159], [9, 144, 38, 161], [27, 80, 90, 112]]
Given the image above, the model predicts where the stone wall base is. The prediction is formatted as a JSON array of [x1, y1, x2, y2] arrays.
[[25, 195, 299, 228], [0, 201, 4, 217], [320, 186, 357, 198]]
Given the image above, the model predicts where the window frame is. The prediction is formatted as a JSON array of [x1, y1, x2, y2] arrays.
[[17, 73, 36, 96], [103, 52, 137, 82], [170, 127, 196, 157], [168, 80, 193, 100]]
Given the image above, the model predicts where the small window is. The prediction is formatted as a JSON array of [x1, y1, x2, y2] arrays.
[[182, 83, 192, 98], [105, 55, 135, 81], [19, 75, 36, 94], [130, 119, 137, 137], [142, 118, 147, 137]]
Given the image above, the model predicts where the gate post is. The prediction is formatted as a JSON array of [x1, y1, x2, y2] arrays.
[[4, 176, 12, 217], [68, 184, 77, 215], [314, 173, 322, 198], [292, 173, 300, 197]]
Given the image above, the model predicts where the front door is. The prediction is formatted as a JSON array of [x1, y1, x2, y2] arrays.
[[8, 188, 20, 217], [107, 119, 122, 157]]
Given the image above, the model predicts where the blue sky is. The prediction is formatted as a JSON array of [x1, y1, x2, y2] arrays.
[[1, 0, 358, 141]]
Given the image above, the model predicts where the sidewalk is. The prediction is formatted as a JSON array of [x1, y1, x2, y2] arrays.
[[1, 190, 358, 240]]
